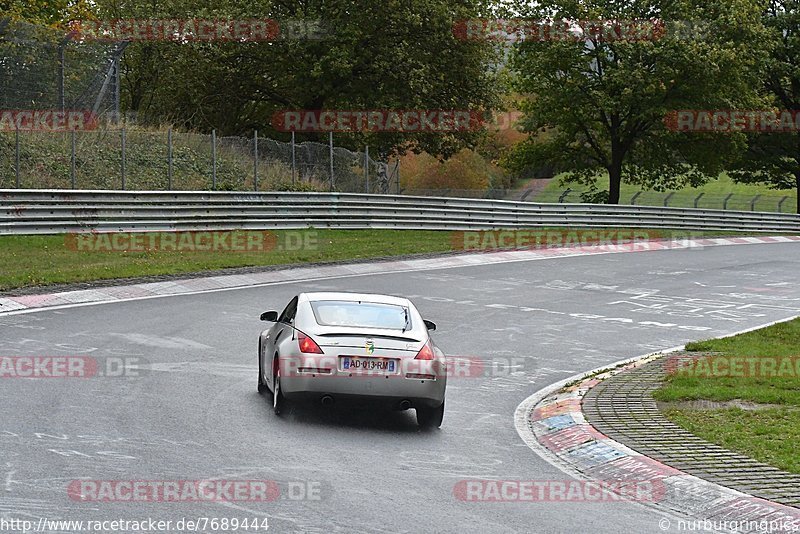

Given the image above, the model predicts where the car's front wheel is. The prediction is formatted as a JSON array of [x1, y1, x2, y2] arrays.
[[417, 400, 444, 429]]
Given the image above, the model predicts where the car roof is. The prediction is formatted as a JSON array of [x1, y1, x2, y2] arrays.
[[299, 292, 412, 307]]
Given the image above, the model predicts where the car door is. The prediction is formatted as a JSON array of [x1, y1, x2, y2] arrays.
[[266, 296, 298, 386]]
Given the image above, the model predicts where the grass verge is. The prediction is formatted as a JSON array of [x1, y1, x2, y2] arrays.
[[0, 228, 745, 292], [654, 318, 800, 474]]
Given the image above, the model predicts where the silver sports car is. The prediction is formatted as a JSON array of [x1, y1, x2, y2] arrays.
[[257, 292, 446, 428]]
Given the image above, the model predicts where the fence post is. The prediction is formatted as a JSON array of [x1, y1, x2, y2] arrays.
[[58, 43, 66, 113], [329, 132, 334, 191], [750, 194, 761, 212], [167, 128, 173, 190], [631, 191, 642, 205], [253, 130, 258, 192], [121, 128, 126, 190], [211, 129, 217, 190], [778, 196, 788, 213], [113, 54, 121, 125], [14, 127, 20, 188], [364, 146, 369, 193], [663, 192, 675, 207], [723, 193, 733, 210], [70, 130, 76, 188], [694, 192, 704, 208], [395, 159, 400, 194], [291, 131, 296, 185], [558, 188, 571, 203]]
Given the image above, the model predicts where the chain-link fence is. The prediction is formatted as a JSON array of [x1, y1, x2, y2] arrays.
[[0, 18, 397, 193], [0, 18, 124, 115], [0, 127, 396, 193]]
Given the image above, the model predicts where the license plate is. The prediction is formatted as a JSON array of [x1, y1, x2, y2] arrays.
[[341, 357, 396, 373]]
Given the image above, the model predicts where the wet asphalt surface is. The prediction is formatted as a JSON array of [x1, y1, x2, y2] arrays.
[[1, 242, 798, 533]]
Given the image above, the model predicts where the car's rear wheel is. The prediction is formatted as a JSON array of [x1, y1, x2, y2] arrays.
[[273, 357, 286, 415], [257, 343, 268, 394], [417, 400, 444, 429]]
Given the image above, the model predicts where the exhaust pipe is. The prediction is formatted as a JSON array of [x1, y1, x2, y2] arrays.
[[399, 400, 411, 411], [321, 395, 334, 406]]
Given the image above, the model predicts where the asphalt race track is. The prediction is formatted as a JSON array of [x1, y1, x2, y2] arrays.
[[1, 243, 798, 533]]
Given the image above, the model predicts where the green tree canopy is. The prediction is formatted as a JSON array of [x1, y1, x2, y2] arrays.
[[506, 0, 772, 204], [729, 0, 800, 212], [93, 0, 501, 157]]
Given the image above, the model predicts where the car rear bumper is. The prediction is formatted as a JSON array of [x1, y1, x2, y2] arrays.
[[281, 373, 446, 407]]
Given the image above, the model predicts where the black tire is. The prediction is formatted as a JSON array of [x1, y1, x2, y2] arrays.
[[273, 361, 286, 415], [257, 343, 268, 394], [416, 400, 444, 429]]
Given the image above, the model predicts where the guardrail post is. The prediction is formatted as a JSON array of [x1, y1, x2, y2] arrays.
[[291, 131, 296, 186], [70, 130, 76, 188], [253, 130, 258, 192], [694, 192, 704, 208], [14, 127, 20, 188], [630, 191, 641, 205], [364, 146, 369, 193], [664, 192, 675, 207], [121, 127, 126, 190], [558, 188, 571, 203], [211, 129, 217, 190], [778, 196, 788, 213], [167, 128, 173, 190], [722, 193, 733, 210], [329, 132, 334, 191], [750, 194, 761, 211]]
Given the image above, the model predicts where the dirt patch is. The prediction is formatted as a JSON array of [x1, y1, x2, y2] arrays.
[[657, 399, 798, 411]]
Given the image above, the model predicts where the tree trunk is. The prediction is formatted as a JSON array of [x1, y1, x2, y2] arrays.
[[607, 135, 623, 204], [608, 160, 622, 204]]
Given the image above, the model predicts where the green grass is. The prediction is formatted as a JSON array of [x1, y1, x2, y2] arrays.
[[0, 230, 450, 291], [535, 173, 797, 213], [663, 407, 800, 474], [655, 318, 800, 474], [655, 319, 800, 405], [0, 228, 748, 291], [0, 127, 331, 192]]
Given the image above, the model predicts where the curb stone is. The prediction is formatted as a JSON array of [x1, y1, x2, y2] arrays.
[[516, 319, 800, 534]]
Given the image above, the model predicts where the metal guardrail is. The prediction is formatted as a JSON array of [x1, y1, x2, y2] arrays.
[[1, 189, 799, 235]]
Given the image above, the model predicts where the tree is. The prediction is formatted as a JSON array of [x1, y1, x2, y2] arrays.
[[93, 0, 501, 157], [0, 0, 94, 27], [729, 0, 800, 213], [506, 0, 771, 204]]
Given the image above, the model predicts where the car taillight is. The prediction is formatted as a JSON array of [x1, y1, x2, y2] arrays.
[[415, 341, 434, 360], [297, 331, 324, 354]]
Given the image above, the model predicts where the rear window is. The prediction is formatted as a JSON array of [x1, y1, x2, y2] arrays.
[[310, 300, 410, 330]]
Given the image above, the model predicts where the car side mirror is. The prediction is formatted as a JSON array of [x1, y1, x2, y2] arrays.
[[423, 319, 437, 331], [260, 311, 279, 322]]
